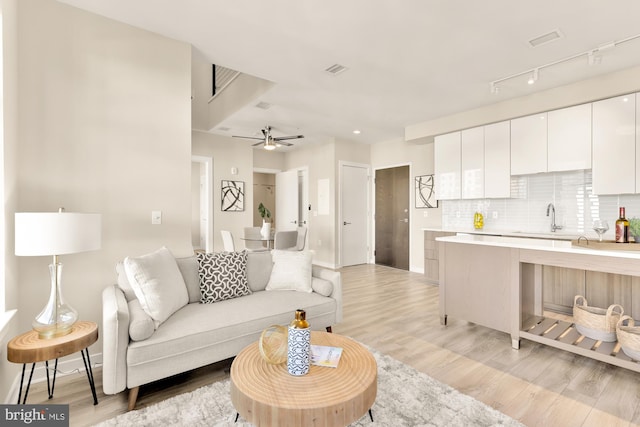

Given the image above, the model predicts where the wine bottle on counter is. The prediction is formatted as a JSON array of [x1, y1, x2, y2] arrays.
[[616, 207, 629, 243]]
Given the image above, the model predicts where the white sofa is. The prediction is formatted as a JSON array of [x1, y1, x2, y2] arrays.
[[101, 249, 342, 410]]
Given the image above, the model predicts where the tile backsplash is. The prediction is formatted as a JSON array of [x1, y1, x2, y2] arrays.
[[442, 170, 640, 240]]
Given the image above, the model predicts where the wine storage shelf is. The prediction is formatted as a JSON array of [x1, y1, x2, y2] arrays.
[[521, 316, 640, 373]]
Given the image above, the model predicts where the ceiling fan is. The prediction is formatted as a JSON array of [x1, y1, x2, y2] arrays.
[[232, 126, 304, 150]]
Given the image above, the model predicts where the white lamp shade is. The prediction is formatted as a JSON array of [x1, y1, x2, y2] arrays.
[[15, 212, 101, 256]]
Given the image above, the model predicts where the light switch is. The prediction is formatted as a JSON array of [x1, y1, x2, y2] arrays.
[[152, 210, 162, 225]]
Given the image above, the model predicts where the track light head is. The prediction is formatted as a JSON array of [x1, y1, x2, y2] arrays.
[[527, 69, 538, 85]]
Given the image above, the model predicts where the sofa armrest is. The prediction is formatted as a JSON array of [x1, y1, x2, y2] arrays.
[[102, 284, 130, 395], [312, 266, 342, 324]]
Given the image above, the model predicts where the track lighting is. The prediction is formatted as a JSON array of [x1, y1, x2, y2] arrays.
[[489, 32, 640, 93]]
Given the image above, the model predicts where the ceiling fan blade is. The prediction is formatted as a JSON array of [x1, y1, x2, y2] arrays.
[[232, 135, 264, 141], [252, 141, 264, 146], [276, 141, 293, 146], [273, 135, 304, 141]]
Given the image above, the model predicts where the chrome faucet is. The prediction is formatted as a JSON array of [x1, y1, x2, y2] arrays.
[[546, 203, 563, 232]]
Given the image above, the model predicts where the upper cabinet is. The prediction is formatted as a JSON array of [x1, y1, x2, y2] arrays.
[[461, 127, 484, 199], [547, 103, 592, 172], [592, 93, 636, 195], [484, 121, 511, 198], [434, 131, 461, 200], [511, 113, 547, 175]]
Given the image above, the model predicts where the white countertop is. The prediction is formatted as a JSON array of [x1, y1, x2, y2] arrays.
[[436, 233, 640, 260], [423, 227, 593, 241]]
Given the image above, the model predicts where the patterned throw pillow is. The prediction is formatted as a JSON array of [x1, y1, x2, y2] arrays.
[[197, 251, 252, 303]]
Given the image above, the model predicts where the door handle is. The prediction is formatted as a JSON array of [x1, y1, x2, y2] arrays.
[[290, 220, 297, 224], [399, 218, 408, 223], [344, 221, 352, 225]]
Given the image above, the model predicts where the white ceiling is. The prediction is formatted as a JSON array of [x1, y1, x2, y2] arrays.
[[58, 0, 640, 149]]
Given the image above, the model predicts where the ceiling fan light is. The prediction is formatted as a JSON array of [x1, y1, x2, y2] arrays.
[[264, 141, 276, 150]]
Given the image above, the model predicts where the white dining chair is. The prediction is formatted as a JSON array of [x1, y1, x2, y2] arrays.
[[274, 230, 298, 250], [296, 227, 308, 251], [220, 230, 235, 252]]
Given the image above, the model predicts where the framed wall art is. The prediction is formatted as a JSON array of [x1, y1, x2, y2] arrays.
[[221, 180, 244, 211], [415, 175, 437, 208]]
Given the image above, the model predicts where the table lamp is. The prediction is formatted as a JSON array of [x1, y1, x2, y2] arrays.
[[15, 208, 101, 339]]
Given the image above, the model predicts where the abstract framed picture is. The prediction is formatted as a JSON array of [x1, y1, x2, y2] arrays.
[[221, 180, 244, 211], [415, 175, 438, 208]]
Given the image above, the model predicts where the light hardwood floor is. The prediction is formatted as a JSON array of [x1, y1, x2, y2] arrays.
[[23, 264, 640, 426]]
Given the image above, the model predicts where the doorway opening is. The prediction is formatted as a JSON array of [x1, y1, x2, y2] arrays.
[[191, 156, 213, 252], [374, 165, 410, 270]]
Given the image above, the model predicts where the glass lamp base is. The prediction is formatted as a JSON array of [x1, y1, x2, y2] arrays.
[[33, 261, 78, 339]]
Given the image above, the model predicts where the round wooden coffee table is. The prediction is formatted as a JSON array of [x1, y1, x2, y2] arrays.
[[230, 331, 377, 427]]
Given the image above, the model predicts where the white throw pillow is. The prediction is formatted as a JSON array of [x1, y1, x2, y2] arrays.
[[124, 247, 189, 328], [266, 250, 313, 293]]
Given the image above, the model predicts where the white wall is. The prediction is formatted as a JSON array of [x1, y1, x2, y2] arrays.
[[192, 131, 254, 252], [6, 0, 193, 401], [0, 0, 21, 401], [371, 137, 438, 273], [285, 140, 337, 267]]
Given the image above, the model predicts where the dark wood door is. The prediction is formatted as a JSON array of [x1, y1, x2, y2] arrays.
[[375, 166, 409, 270]]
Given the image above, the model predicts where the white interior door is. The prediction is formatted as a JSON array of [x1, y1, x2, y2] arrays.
[[341, 163, 369, 266], [276, 169, 299, 231]]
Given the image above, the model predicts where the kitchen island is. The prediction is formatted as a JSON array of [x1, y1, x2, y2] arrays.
[[437, 234, 640, 372]]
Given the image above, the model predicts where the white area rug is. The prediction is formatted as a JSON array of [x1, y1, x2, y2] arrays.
[[95, 348, 523, 427]]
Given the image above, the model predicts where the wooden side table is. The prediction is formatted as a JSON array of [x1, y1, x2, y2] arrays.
[[7, 321, 99, 405]]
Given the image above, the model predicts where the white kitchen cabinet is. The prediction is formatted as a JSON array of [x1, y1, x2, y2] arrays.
[[547, 103, 592, 172], [511, 112, 547, 175], [484, 121, 511, 198], [434, 131, 461, 200], [461, 127, 484, 199], [592, 93, 636, 195]]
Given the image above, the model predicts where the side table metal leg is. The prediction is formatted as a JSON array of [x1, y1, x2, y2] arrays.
[[368, 409, 373, 422], [17, 364, 26, 404], [20, 363, 36, 404], [45, 361, 51, 398], [50, 359, 59, 399], [81, 348, 98, 405]]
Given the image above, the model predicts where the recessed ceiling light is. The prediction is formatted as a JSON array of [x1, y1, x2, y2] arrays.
[[218, 126, 231, 132], [255, 102, 271, 110], [353, 129, 361, 134]]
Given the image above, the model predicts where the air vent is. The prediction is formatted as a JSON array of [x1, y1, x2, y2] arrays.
[[255, 102, 272, 110], [324, 63, 348, 75], [528, 30, 563, 48]]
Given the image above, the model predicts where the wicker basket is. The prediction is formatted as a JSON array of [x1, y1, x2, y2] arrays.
[[573, 295, 623, 342], [616, 315, 640, 360]]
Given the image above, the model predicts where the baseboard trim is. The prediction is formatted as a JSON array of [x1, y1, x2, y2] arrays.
[[4, 351, 102, 404]]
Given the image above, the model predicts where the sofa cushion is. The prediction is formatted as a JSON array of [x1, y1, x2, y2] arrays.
[[266, 250, 312, 293], [124, 247, 189, 328], [128, 299, 155, 341], [311, 277, 334, 297], [197, 251, 251, 303], [126, 290, 337, 369], [116, 262, 137, 302], [246, 250, 273, 292], [176, 256, 200, 304]]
